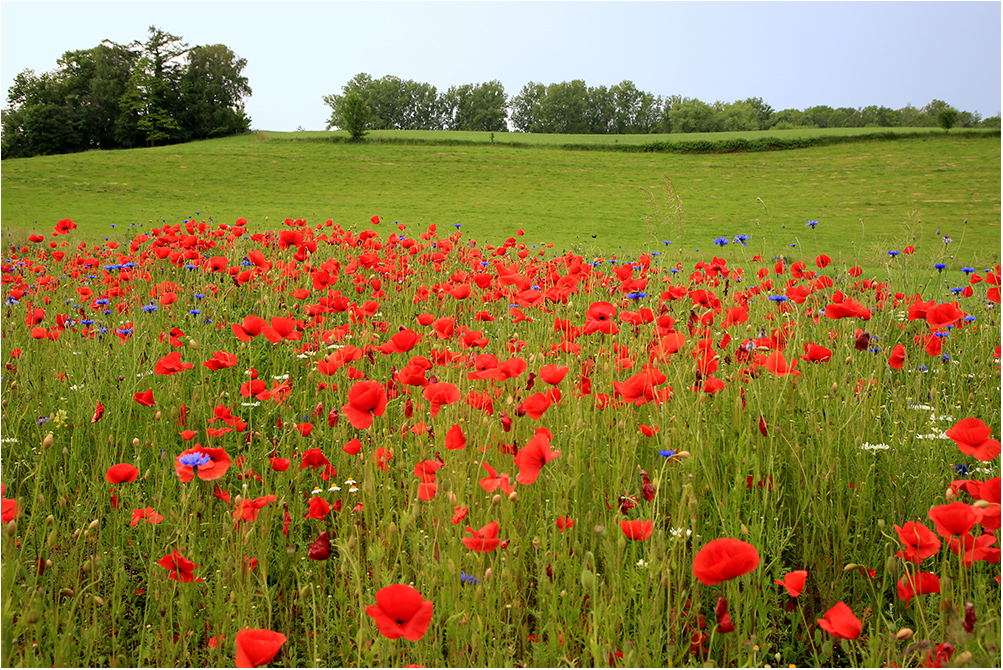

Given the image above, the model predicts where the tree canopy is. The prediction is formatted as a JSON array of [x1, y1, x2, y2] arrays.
[[2, 26, 252, 159]]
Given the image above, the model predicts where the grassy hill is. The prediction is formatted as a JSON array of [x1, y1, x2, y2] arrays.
[[2, 129, 999, 273]]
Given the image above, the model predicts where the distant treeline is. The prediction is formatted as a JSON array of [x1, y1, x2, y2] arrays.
[[1, 27, 252, 160], [325, 74, 1000, 136]]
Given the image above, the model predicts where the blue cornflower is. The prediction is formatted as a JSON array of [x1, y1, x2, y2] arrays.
[[961, 266, 974, 274], [942, 235, 952, 244], [189, 309, 201, 316], [888, 250, 900, 257], [734, 234, 749, 246], [955, 463, 970, 477], [768, 295, 788, 303], [460, 571, 480, 585], [941, 353, 951, 362], [806, 220, 819, 229], [964, 315, 976, 323], [949, 287, 964, 295], [651, 251, 660, 257], [714, 237, 729, 246], [193, 294, 205, 300], [142, 305, 158, 313], [662, 240, 672, 245], [659, 449, 676, 458], [626, 291, 647, 300], [184, 264, 197, 270], [934, 263, 946, 272], [36, 416, 52, 425], [179, 452, 211, 469]]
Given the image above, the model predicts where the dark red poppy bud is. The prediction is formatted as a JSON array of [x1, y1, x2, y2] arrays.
[[500, 539, 510, 550], [546, 564, 553, 582], [404, 398, 413, 418], [327, 407, 339, 427], [963, 602, 976, 633], [758, 416, 768, 436], [308, 531, 331, 561], [641, 470, 655, 502], [525, 372, 536, 391], [855, 332, 870, 351], [515, 402, 526, 417], [37, 558, 46, 575], [501, 412, 513, 432], [617, 495, 638, 515], [313, 402, 323, 416], [715, 597, 735, 633]]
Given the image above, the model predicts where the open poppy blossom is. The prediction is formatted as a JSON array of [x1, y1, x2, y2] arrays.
[[366, 584, 434, 641], [928, 502, 982, 538], [106, 463, 139, 484], [175, 445, 231, 482], [130, 507, 164, 526], [620, 519, 653, 541], [775, 570, 807, 597], [133, 388, 155, 406], [816, 602, 861, 639], [342, 379, 388, 429], [235, 628, 287, 668], [893, 520, 941, 563], [158, 549, 203, 582], [462, 521, 502, 552], [693, 538, 760, 585], [945, 417, 1001, 461], [423, 382, 460, 417], [896, 571, 941, 607], [233, 495, 277, 523], [514, 427, 561, 485], [1, 485, 19, 523]]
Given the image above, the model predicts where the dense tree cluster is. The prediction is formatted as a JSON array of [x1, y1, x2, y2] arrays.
[[2, 27, 252, 159], [325, 73, 1000, 136]]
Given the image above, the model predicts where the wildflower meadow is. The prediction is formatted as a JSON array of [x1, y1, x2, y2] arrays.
[[1, 213, 1000, 668]]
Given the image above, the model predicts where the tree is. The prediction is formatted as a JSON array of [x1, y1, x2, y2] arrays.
[[178, 44, 252, 140], [510, 82, 545, 132], [938, 107, 959, 133], [442, 81, 508, 132], [667, 98, 720, 133], [328, 91, 370, 139]]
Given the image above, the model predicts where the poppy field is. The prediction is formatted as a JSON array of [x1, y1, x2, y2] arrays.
[[0, 213, 1000, 668]]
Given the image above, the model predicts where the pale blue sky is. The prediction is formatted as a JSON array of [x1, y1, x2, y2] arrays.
[[2, 1, 1000, 131]]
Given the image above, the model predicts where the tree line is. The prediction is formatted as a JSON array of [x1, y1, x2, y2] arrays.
[[2, 26, 252, 159], [326, 74, 1000, 138]]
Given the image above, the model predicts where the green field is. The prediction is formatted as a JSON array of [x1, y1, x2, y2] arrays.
[[1, 130, 999, 273]]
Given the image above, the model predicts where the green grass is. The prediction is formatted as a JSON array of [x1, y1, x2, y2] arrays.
[[2, 130, 999, 277]]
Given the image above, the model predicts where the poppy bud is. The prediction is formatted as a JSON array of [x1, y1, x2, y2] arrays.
[[973, 499, 991, 508], [348, 536, 357, 551], [594, 525, 607, 539], [387, 522, 397, 537], [45, 514, 54, 525], [894, 628, 913, 640], [491, 494, 502, 506], [25, 609, 40, 625], [617, 535, 627, 551], [47, 530, 56, 547], [42, 433, 53, 450], [62, 447, 68, 456], [60, 588, 75, 598], [155, 411, 162, 421], [92, 596, 105, 607], [963, 603, 976, 633], [299, 585, 311, 599], [132, 438, 140, 447], [88, 519, 100, 531], [945, 488, 956, 501], [581, 569, 595, 591], [5, 521, 16, 538], [884, 555, 898, 575], [740, 524, 749, 536], [448, 491, 457, 504], [188, 339, 199, 349], [954, 651, 973, 666], [484, 568, 492, 581], [508, 491, 518, 502]]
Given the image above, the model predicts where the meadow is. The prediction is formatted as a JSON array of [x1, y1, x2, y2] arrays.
[[0, 131, 1000, 668]]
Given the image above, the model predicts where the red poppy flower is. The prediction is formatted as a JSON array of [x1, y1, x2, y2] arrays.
[[799, 342, 832, 363], [1, 485, 19, 523], [262, 316, 302, 343], [130, 507, 164, 526], [233, 495, 277, 523], [154, 351, 193, 376], [584, 301, 619, 335], [897, 572, 941, 607], [479, 462, 514, 494], [270, 457, 291, 472], [158, 549, 203, 582], [763, 350, 800, 377], [366, 584, 434, 641], [692, 538, 760, 585], [175, 445, 232, 482], [817, 602, 861, 640], [715, 597, 735, 634], [423, 382, 460, 417], [462, 521, 501, 553], [91, 401, 105, 423], [343, 379, 388, 430], [925, 302, 965, 329], [539, 364, 569, 385], [775, 570, 807, 597], [451, 506, 469, 524], [305, 497, 331, 520], [133, 389, 155, 406], [888, 344, 906, 370], [383, 329, 422, 354], [373, 447, 394, 472], [235, 628, 287, 668], [203, 350, 238, 370], [893, 521, 941, 564], [514, 427, 561, 485], [556, 516, 575, 531], [343, 438, 362, 455], [418, 482, 437, 501], [620, 520, 653, 541], [299, 448, 330, 470], [945, 417, 1001, 461], [928, 502, 981, 538], [445, 424, 466, 450], [106, 463, 140, 483], [308, 531, 332, 560]]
